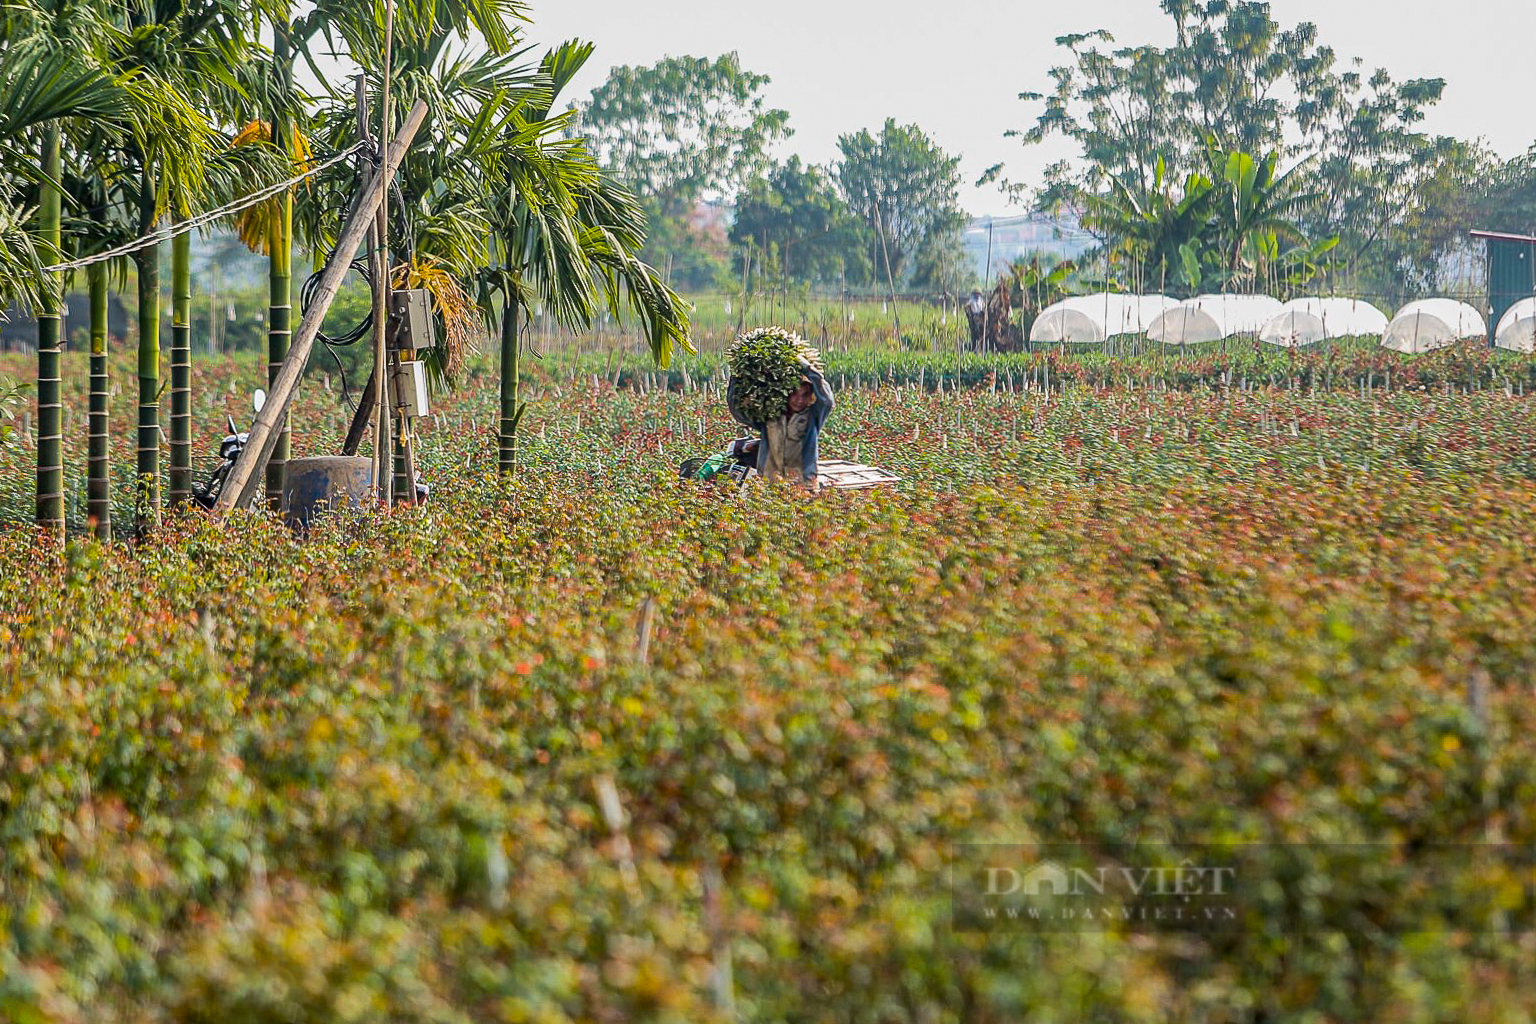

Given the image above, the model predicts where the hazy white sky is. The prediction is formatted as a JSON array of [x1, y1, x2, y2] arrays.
[[527, 0, 1536, 214]]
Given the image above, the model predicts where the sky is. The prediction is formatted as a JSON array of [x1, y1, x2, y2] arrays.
[[526, 0, 1536, 216]]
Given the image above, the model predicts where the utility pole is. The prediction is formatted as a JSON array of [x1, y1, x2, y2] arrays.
[[871, 191, 900, 336]]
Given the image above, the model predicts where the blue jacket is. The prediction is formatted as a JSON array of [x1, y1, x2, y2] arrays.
[[728, 364, 835, 480]]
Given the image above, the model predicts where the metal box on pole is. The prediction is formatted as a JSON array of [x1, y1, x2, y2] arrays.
[[388, 288, 435, 352], [389, 359, 430, 418]]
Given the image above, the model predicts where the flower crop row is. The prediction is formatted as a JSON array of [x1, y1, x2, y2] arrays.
[[1, 351, 1535, 1020]]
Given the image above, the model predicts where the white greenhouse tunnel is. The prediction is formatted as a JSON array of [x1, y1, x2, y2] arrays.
[[1145, 294, 1285, 345], [1494, 297, 1536, 353], [1029, 294, 1180, 344], [1381, 300, 1487, 354], [1259, 298, 1390, 347]]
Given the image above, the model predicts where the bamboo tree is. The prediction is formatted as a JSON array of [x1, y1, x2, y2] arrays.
[[135, 166, 160, 532], [35, 123, 63, 535], [267, 23, 294, 511], [497, 297, 521, 473], [168, 224, 191, 505], [87, 260, 110, 537]]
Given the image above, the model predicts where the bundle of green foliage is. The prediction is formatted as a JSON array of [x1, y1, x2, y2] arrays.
[[727, 326, 823, 424]]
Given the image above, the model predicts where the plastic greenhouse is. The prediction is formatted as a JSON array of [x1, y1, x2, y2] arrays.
[[1029, 294, 1180, 344], [1381, 300, 1487, 354], [1493, 297, 1536, 352], [1259, 298, 1389, 347], [1145, 294, 1285, 345]]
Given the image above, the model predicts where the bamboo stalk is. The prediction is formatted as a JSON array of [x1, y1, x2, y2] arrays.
[[35, 124, 63, 537], [169, 226, 192, 506], [87, 263, 110, 538]]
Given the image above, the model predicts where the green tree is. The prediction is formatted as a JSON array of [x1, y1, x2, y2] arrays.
[[999, 2, 1442, 291], [835, 118, 963, 287], [582, 53, 790, 288], [0, 2, 140, 535], [1476, 144, 1536, 235], [909, 225, 970, 296], [582, 53, 790, 218], [107, 0, 229, 532], [729, 157, 871, 287], [983, 33, 1180, 202], [1292, 55, 1446, 286], [1393, 140, 1495, 295], [1161, 1, 1319, 158]]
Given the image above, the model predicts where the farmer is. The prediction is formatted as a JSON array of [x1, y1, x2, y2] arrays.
[[728, 357, 835, 484], [965, 289, 987, 347]]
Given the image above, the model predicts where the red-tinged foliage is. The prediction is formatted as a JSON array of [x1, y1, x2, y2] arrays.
[[0, 349, 1534, 1020]]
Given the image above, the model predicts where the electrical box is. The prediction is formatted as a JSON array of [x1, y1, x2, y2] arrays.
[[389, 359, 430, 419], [389, 288, 435, 352]]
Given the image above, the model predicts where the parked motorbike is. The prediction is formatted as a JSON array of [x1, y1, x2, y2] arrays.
[[678, 437, 758, 483], [191, 390, 431, 509], [192, 389, 265, 510]]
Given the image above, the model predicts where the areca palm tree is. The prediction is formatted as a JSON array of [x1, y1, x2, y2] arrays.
[[62, 138, 141, 537], [301, 1, 547, 474], [111, 0, 252, 529], [477, 41, 691, 475], [0, 3, 138, 534]]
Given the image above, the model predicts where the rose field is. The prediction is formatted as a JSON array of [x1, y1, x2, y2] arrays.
[[2, 344, 1536, 1022]]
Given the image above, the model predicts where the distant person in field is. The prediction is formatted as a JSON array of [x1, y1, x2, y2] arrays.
[[728, 358, 835, 485], [966, 289, 987, 347]]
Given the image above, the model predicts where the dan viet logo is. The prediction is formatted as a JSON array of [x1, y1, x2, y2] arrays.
[[953, 845, 1244, 933], [952, 843, 1536, 935], [986, 858, 1238, 900]]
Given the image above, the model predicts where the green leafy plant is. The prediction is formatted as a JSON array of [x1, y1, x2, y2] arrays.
[[727, 325, 821, 424], [0, 373, 28, 445]]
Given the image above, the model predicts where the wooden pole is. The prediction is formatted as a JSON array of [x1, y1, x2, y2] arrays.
[[872, 193, 901, 336], [980, 220, 994, 353], [343, 75, 377, 457], [375, 0, 397, 504], [214, 99, 428, 513]]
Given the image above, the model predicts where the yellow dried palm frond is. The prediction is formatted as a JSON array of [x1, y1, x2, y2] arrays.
[[392, 257, 483, 383], [231, 119, 315, 257]]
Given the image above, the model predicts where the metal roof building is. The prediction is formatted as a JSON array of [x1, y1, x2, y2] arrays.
[[1470, 230, 1536, 343]]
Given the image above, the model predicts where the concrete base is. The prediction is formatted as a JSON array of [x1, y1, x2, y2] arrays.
[[281, 456, 374, 531]]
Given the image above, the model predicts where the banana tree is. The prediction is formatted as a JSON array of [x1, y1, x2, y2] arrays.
[[1007, 255, 1076, 335], [1213, 149, 1322, 290], [1085, 154, 1216, 294], [1276, 233, 1340, 297]]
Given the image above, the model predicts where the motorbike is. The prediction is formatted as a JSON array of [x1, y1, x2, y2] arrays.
[[192, 389, 264, 510], [678, 437, 758, 484], [191, 389, 431, 509]]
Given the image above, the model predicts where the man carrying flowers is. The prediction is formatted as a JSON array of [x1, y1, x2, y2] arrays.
[[726, 327, 836, 485]]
